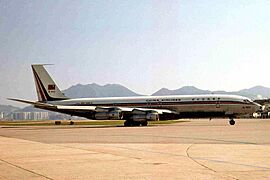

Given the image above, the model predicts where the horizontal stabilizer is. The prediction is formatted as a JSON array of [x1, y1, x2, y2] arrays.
[[7, 98, 55, 108]]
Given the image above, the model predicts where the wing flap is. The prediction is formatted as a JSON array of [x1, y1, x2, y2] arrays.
[[56, 105, 96, 111], [118, 107, 176, 114]]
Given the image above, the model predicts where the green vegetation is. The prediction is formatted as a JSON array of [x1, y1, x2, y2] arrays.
[[0, 120, 188, 126]]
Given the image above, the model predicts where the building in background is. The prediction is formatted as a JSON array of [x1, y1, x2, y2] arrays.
[[0, 112, 4, 119], [11, 112, 49, 120]]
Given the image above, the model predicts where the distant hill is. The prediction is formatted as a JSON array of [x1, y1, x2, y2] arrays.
[[152, 85, 270, 100], [63, 83, 141, 98], [18, 105, 46, 112], [63, 83, 270, 100], [235, 86, 270, 99], [152, 86, 211, 96], [0, 105, 20, 113], [214, 86, 270, 99]]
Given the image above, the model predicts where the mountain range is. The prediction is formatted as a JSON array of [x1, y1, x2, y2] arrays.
[[63, 84, 270, 100], [0, 105, 20, 114], [2, 84, 270, 113], [152, 85, 270, 99], [63, 83, 140, 98]]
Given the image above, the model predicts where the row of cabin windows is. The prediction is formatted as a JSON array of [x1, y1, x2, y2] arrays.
[[192, 98, 220, 101], [146, 99, 181, 102], [80, 102, 92, 105]]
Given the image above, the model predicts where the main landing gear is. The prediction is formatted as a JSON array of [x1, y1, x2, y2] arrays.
[[124, 120, 148, 127], [229, 118, 235, 125]]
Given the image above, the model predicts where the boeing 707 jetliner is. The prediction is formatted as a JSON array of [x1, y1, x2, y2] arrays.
[[9, 65, 262, 126]]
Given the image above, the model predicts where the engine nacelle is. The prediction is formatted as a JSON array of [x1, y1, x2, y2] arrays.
[[132, 112, 159, 122], [108, 110, 123, 120], [94, 110, 122, 120]]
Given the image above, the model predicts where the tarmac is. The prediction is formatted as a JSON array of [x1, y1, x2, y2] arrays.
[[0, 119, 270, 179]]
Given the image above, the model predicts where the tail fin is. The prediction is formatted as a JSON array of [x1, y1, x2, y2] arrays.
[[32, 64, 68, 102]]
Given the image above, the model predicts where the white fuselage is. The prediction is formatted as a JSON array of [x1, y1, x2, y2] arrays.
[[48, 94, 261, 117]]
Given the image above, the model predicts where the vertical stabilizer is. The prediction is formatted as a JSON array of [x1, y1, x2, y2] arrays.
[[32, 64, 68, 102]]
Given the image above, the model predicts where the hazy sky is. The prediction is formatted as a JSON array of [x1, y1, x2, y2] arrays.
[[1, 0, 270, 107]]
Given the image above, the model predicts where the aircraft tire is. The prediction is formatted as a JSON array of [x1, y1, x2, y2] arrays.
[[55, 121, 61, 125], [124, 120, 131, 127], [141, 121, 148, 126], [229, 119, 235, 125], [132, 121, 141, 126]]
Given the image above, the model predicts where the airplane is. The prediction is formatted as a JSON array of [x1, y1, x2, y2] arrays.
[[8, 64, 262, 126]]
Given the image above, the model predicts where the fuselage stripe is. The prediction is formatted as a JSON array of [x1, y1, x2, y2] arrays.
[[33, 69, 47, 101], [68, 100, 249, 107]]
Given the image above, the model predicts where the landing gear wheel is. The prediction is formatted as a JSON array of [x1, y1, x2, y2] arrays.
[[69, 121, 74, 125], [124, 120, 132, 127], [55, 121, 61, 125], [124, 120, 142, 127], [133, 121, 141, 126], [141, 121, 148, 126], [229, 119, 235, 125]]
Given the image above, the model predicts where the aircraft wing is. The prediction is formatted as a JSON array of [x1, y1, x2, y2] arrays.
[[55, 105, 176, 120], [55, 105, 175, 114], [8, 98, 176, 115]]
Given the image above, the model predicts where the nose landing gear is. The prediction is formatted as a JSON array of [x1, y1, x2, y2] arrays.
[[229, 118, 235, 125]]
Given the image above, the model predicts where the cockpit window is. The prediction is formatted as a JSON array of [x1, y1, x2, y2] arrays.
[[244, 99, 252, 103]]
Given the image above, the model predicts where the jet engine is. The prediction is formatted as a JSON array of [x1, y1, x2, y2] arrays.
[[94, 108, 123, 120], [131, 111, 159, 122]]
